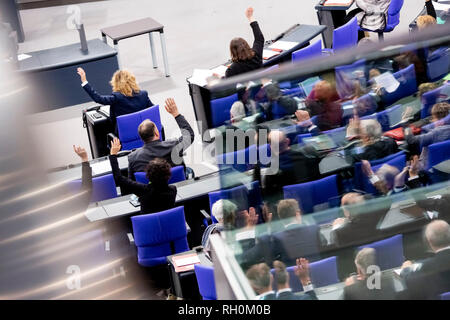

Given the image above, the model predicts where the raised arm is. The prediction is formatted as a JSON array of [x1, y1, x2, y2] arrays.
[[109, 138, 148, 197], [77, 67, 117, 105], [246, 7, 265, 59], [425, 0, 437, 19], [73, 145, 93, 196]]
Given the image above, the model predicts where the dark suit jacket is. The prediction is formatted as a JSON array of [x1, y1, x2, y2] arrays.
[[277, 289, 317, 300], [343, 275, 397, 300], [127, 115, 195, 178], [258, 292, 277, 300], [109, 155, 176, 215], [226, 21, 264, 78], [402, 248, 450, 300], [82, 82, 153, 132]]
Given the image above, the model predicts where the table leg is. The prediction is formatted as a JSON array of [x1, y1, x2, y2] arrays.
[[114, 41, 122, 69], [148, 32, 158, 69], [317, 10, 334, 49], [159, 31, 170, 77]]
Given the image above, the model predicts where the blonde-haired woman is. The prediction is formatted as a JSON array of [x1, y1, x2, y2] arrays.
[[77, 67, 153, 132]]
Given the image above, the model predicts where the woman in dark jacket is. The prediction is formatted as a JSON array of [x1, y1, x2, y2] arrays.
[[225, 7, 265, 78], [77, 67, 154, 133], [109, 138, 176, 214]]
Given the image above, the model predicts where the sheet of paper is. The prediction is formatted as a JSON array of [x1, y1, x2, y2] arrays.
[[235, 229, 255, 241], [324, 0, 353, 6], [434, 2, 450, 11], [210, 65, 228, 78], [188, 69, 214, 86], [17, 53, 32, 61], [268, 40, 299, 51], [263, 49, 280, 60], [374, 72, 400, 93], [173, 254, 200, 267], [91, 160, 112, 175]]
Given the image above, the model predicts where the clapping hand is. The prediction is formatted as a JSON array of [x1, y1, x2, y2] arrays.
[[73, 145, 88, 162], [110, 138, 122, 155], [295, 258, 311, 286]]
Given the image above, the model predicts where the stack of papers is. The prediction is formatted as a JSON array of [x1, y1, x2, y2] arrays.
[[263, 49, 280, 60], [268, 40, 299, 52], [323, 0, 354, 6], [172, 253, 201, 273]]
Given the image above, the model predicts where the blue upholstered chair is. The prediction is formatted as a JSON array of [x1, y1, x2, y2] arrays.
[[361, 153, 407, 194], [359, 0, 404, 40], [218, 143, 271, 172], [292, 39, 322, 63], [358, 234, 404, 270], [335, 59, 366, 100], [271, 256, 339, 293], [381, 64, 417, 107], [283, 175, 339, 214], [329, 17, 359, 53], [194, 265, 217, 300], [421, 84, 450, 119], [116, 105, 163, 151], [376, 104, 403, 131], [134, 165, 186, 185], [131, 206, 189, 267], [441, 292, 450, 300], [68, 173, 118, 202], [427, 140, 450, 171], [323, 126, 347, 146], [210, 93, 239, 127], [353, 151, 405, 191], [426, 47, 450, 82]]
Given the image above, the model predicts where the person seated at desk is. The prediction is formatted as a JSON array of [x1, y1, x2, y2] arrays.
[[261, 83, 298, 120], [225, 7, 264, 78], [127, 98, 195, 179], [405, 102, 450, 167], [273, 259, 318, 300], [347, 117, 398, 162], [109, 138, 176, 214], [342, 248, 397, 300], [331, 193, 390, 247], [305, 80, 343, 131], [399, 220, 450, 299], [77, 68, 153, 133]]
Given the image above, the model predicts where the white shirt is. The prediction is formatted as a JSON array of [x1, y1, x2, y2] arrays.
[[81, 81, 88, 87], [256, 290, 275, 300]]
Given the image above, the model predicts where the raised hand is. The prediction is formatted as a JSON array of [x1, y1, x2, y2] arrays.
[[295, 258, 311, 285], [77, 67, 87, 83], [262, 203, 273, 223], [361, 160, 375, 178], [409, 155, 420, 177], [164, 98, 180, 118], [110, 138, 122, 155], [245, 7, 255, 22], [295, 110, 311, 125], [73, 145, 88, 162]]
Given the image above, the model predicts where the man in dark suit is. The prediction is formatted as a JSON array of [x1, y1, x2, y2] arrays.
[[127, 98, 195, 179], [400, 220, 450, 299], [343, 248, 397, 300], [273, 259, 317, 300]]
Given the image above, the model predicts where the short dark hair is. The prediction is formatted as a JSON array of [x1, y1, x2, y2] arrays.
[[145, 158, 171, 185], [138, 119, 156, 143], [272, 260, 288, 286], [230, 37, 255, 62]]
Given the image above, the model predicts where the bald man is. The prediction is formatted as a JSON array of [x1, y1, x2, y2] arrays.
[[400, 220, 450, 299]]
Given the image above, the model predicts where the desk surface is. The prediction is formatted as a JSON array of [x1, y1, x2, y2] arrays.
[[101, 17, 164, 41], [18, 39, 117, 72]]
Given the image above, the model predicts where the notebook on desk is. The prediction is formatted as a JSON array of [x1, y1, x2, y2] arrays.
[[323, 0, 354, 6], [172, 252, 201, 273]]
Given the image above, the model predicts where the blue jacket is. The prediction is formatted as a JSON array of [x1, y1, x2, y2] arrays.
[[82, 82, 153, 132]]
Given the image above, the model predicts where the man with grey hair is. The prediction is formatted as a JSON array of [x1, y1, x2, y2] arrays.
[[230, 101, 246, 123], [401, 220, 450, 299], [348, 116, 398, 162], [343, 247, 396, 300]]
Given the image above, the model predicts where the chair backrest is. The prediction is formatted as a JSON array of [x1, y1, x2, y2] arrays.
[[292, 39, 322, 63], [427, 47, 450, 82], [117, 105, 162, 151], [208, 181, 262, 223], [323, 126, 347, 146], [422, 114, 450, 133], [353, 151, 405, 190], [333, 17, 358, 52], [258, 64, 279, 76], [271, 256, 339, 293], [194, 265, 217, 300], [421, 84, 450, 119], [210, 93, 239, 127], [381, 64, 417, 107], [385, 0, 404, 32], [131, 206, 189, 267], [335, 59, 366, 100], [427, 140, 450, 171], [283, 175, 339, 214], [271, 101, 288, 119], [358, 234, 404, 270], [441, 292, 450, 300], [68, 173, 118, 202], [377, 104, 403, 131], [218, 143, 266, 172], [134, 166, 186, 185], [361, 153, 407, 194]]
